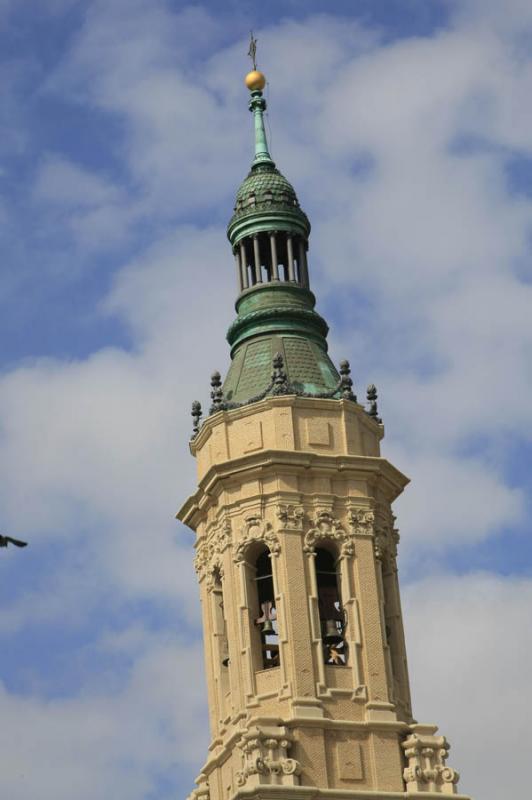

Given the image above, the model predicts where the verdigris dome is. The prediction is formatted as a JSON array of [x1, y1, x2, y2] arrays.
[[234, 165, 298, 212], [227, 163, 310, 246]]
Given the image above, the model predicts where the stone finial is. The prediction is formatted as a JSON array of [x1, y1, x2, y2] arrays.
[[338, 359, 356, 401], [191, 400, 202, 439], [271, 353, 289, 395], [210, 371, 224, 414], [366, 384, 382, 423], [402, 727, 460, 794], [236, 726, 301, 788]]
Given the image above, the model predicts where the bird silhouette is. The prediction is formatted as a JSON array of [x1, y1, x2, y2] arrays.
[[0, 534, 27, 548]]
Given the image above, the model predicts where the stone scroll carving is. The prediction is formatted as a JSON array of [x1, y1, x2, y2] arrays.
[[235, 726, 301, 788], [402, 728, 460, 795], [186, 774, 210, 800], [276, 503, 304, 530], [370, 506, 399, 562], [348, 508, 375, 536], [303, 510, 354, 557], [233, 514, 280, 563], [348, 505, 402, 562], [194, 519, 232, 587]]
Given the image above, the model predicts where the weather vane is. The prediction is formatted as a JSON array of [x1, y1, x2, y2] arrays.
[[248, 30, 258, 71]]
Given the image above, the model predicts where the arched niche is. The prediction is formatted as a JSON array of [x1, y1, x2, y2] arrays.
[[314, 545, 348, 665]]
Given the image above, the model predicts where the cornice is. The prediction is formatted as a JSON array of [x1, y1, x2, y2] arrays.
[[177, 450, 409, 528], [190, 395, 383, 454]]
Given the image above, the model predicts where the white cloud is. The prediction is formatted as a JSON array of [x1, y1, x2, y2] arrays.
[[0, 634, 208, 800], [44, 1, 239, 219], [1, 3, 532, 799], [390, 448, 524, 555], [404, 572, 532, 800], [0, 225, 234, 618], [32, 156, 137, 250], [33, 157, 122, 209]]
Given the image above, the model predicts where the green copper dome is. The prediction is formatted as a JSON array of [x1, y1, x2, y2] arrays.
[[187, 70, 372, 440], [223, 333, 340, 403], [235, 166, 297, 207], [220, 80, 342, 406], [227, 89, 310, 247], [227, 162, 310, 247]]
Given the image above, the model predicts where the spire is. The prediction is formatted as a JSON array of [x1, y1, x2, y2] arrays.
[[245, 32, 272, 167], [222, 52, 340, 404], [227, 64, 310, 277], [249, 87, 274, 167], [244, 66, 274, 168]]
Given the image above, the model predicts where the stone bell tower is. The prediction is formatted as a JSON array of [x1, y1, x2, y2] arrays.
[[178, 63, 470, 800]]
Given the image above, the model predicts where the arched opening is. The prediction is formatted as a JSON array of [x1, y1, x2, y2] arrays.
[[254, 549, 279, 669], [236, 233, 309, 290], [211, 568, 231, 717], [258, 234, 271, 283], [380, 555, 405, 698], [293, 255, 300, 284], [315, 547, 347, 665]]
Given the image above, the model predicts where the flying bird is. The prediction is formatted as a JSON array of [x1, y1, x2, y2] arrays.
[[0, 534, 28, 548]]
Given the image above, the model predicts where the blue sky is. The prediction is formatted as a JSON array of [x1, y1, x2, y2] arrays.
[[1, 2, 532, 799]]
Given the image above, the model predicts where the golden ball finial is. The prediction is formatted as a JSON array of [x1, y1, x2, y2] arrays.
[[245, 70, 266, 91]]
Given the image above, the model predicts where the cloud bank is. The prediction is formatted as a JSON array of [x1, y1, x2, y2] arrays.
[[1, 1, 531, 798]]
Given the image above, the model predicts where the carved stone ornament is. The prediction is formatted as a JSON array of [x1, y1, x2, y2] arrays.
[[402, 729, 460, 795], [373, 533, 388, 561], [235, 726, 301, 788], [194, 519, 232, 585], [372, 506, 400, 562], [276, 504, 304, 530], [348, 508, 375, 536], [303, 510, 354, 557], [233, 515, 280, 563], [186, 774, 210, 800]]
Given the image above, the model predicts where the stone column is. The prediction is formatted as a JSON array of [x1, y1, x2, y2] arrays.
[[382, 554, 413, 720], [234, 250, 243, 293], [270, 232, 279, 280], [286, 235, 295, 281], [298, 239, 309, 287], [253, 235, 262, 284], [240, 241, 249, 289]]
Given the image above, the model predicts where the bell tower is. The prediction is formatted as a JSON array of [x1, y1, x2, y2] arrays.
[[178, 62, 471, 800]]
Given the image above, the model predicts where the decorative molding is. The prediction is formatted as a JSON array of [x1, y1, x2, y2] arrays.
[[186, 774, 210, 800], [348, 508, 375, 536], [203, 353, 358, 418], [236, 726, 301, 788], [215, 517, 232, 551], [391, 524, 400, 558], [233, 515, 280, 562], [276, 503, 304, 530], [303, 510, 354, 557], [372, 505, 400, 561], [373, 532, 388, 562], [402, 728, 460, 794], [348, 503, 401, 562], [194, 519, 232, 585]]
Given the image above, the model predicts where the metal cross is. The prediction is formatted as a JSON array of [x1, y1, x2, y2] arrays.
[[248, 31, 258, 71]]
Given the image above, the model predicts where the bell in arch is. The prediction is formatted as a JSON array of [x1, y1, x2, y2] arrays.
[[256, 601, 275, 634], [323, 618, 343, 644]]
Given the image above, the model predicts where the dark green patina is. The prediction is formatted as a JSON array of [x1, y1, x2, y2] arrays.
[[227, 163, 310, 245], [222, 86, 339, 402]]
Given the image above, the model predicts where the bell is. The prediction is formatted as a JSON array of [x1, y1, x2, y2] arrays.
[[323, 619, 342, 643], [256, 601, 275, 634], [260, 619, 275, 635], [221, 642, 230, 667]]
